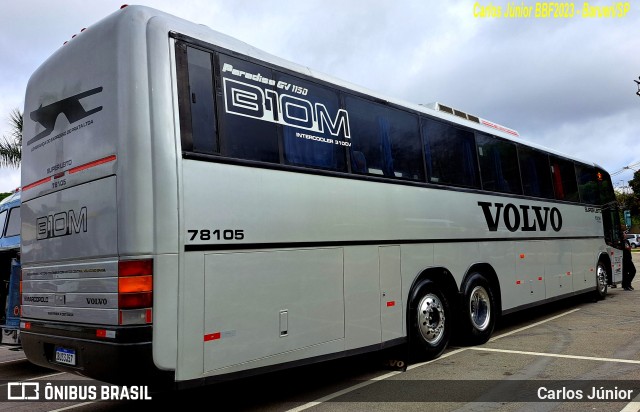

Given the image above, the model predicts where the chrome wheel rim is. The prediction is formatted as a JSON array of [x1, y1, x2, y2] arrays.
[[596, 264, 607, 294], [469, 285, 491, 331], [417, 293, 445, 345]]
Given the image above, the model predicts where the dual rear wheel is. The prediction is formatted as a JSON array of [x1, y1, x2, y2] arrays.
[[409, 273, 497, 360]]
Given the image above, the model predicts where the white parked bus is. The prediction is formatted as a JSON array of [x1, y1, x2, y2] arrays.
[[20, 5, 624, 386]]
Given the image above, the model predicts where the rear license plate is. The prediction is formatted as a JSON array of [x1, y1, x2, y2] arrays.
[[54, 347, 76, 366]]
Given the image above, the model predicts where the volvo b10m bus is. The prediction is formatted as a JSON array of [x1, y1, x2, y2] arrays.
[[20, 5, 623, 386]]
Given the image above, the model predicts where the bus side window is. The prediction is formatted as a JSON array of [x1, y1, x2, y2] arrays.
[[4, 207, 20, 238], [596, 168, 615, 205], [175, 43, 218, 154], [186, 47, 218, 154], [575, 164, 598, 205], [422, 118, 480, 189], [518, 146, 554, 199], [476, 133, 522, 195], [551, 156, 579, 202], [277, 73, 347, 172], [345, 95, 423, 181], [0, 210, 6, 238], [216, 54, 280, 164]]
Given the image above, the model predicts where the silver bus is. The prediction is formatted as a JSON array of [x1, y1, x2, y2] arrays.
[[20, 5, 623, 386]]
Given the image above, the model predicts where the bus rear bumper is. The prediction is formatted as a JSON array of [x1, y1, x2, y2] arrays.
[[20, 322, 173, 386]]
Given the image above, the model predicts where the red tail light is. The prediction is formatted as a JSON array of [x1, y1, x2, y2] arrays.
[[118, 259, 153, 277], [118, 259, 153, 323]]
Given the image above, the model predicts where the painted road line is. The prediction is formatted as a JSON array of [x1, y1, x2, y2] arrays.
[[285, 307, 581, 411], [284, 369, 403, 412], [48, 402, 96, 412], [468, 347, 640, 365], [0, 357, 27, 364], [489, 308, 581, 342]]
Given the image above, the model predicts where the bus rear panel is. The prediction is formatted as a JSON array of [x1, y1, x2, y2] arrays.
[[20, 6, 177, 384]]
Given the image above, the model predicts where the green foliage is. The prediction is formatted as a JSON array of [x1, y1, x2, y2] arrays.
[[617, 170, 640, 231], [0, 109, 22, 168], [0, 192, 12, 202], [630, 170, 640, 199]]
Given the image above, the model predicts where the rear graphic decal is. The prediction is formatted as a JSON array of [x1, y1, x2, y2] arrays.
[[28, 87, 103, 145]]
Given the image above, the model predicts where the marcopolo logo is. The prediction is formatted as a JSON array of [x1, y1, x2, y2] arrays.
[[478, 201, 562, 232], [23, 296, 49, 303]]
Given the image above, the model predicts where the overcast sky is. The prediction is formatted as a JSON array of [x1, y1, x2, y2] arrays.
[[1, 0, 638, 193]]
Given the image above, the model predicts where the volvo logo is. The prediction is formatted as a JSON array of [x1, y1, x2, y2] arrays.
[[478, 201, 562, 232]]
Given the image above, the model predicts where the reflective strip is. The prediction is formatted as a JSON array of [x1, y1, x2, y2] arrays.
[[69, 154, 117, 174], [22, 155, 116, 191], [23, 176, 52, 191]]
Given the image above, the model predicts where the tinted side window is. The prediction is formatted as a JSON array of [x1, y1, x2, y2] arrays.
[[4, 207, 20, 237], [596, 168, 615, 205], [217, 54, 280, 163], [575, 164, 598, 205], [422, 118, 479, 188], [518, 146, 554, 199], [477, 134, 522, 194], [187, 47, 217, 153], [276, 73, 347, 171], [0, 210, 6, 238], [550, 156, 579, 201], [176, 43, 218, 154], [345, 96, 423, 181]]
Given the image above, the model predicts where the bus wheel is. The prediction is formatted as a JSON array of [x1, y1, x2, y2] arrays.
[[460, 273, 496, 345], [409, 280, 451, 360], [595, 260, 608, 300]]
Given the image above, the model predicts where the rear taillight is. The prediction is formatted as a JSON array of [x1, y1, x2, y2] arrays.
[[19, 269, 22, 317], [118, 259, 153, 325]]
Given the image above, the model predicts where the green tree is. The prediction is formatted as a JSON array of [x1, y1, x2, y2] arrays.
[[627, 170, 640, 230], [0, 109, 22, 168], [629, 170, 640, 198]]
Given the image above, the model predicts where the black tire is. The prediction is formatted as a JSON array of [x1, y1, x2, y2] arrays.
[[409, 280, 451, 361], [595, 259, 608, 300], [459, 273, 496, 345]]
